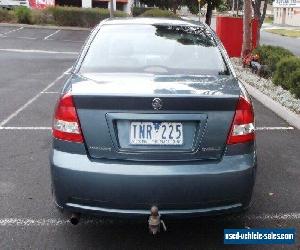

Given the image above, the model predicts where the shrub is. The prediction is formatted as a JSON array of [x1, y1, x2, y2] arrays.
[[258, 65, 272, 78], [0, 8, 15, 22], [3, 6, 128, 27], [47, 6, 127, 28], [253, 45, 294, 73], [255, 45, 299, 99], [132, 6, 148, 17], [273, 57, 300, 89], [14, 6, 32, 24], [290, 70, 300, 98], [264, 16, 273, 24], [187, 4, 199, 15], [141, 8, 178, 18], [217, 3, 229, 12], [31, 9, 54, 25]]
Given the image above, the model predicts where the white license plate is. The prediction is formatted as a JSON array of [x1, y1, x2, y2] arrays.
[[130, 121, 183, 145]]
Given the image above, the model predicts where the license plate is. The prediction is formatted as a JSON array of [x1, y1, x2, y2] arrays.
[[130, 121, 183, 145]]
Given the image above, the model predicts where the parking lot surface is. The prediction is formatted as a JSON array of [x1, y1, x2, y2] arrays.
[[0, 25, 299, 249]]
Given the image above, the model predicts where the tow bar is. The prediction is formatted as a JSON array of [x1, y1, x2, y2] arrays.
[[148, 206, 167, 235]]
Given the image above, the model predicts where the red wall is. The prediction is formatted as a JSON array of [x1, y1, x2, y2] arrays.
[[28, 0, 55, 9], [216, 16, 258, 57]]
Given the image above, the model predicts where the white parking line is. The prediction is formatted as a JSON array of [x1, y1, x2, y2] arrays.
[[0, 35, 83, 43], [0, 218, 107, 226], [0, 68, 71, 127], [15, 36, 37, 40], [44, 29, 61, 40], [0, 48, 78, 55], [256, 126, 294, 131], [244, 212, 300, 220], [0, 26, 23, 36], [0, 212, 299, 226], [41, 91, 59, 94], [0, 35, 37, 40], [48, 38, 85, 43], [0, 127, 51, 130]]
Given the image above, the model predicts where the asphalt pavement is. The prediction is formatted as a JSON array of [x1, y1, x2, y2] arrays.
[[260, 29, 300, 56], [0, 25, 299, 249]]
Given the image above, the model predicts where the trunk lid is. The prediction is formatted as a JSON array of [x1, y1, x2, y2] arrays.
[[72, 73, 241, 161]]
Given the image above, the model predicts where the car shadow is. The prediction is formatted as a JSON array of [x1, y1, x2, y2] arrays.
[[61, 214, 253, 249]]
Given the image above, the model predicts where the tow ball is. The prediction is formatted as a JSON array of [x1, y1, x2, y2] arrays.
[[148, 206, 167, 235]]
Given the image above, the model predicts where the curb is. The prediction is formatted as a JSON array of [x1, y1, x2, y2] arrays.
[[242, 81, 300, 130], [0, 23, 91, 31]]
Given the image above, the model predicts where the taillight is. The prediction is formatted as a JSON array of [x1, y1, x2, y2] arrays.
[[227, 96, 255, 144], [52, 93, 83, 143]]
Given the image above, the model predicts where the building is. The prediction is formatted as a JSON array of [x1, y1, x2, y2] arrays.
[[273, 0, 300, 26], [55, 0, 134, 14]]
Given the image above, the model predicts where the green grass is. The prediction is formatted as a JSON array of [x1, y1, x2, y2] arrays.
[[264, 16, 273, 24], [265, 28, 300, 38]]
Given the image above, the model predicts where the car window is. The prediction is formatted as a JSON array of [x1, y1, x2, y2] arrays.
[[80, 24, 229, 75]]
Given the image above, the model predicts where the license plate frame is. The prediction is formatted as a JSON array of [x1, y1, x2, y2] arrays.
[[130, 121, 183, 145]]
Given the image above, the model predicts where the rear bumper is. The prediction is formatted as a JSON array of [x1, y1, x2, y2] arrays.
[[50, 149, 256, 218]]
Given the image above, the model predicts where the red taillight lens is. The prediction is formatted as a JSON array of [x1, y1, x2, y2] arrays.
[[227, 96, 255, 144], [52, 94, 83, 143]]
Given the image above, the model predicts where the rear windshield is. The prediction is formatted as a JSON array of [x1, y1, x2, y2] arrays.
[[80, 24, 229, 76]]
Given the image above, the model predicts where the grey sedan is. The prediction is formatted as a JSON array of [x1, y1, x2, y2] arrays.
[[50, 18, 257, 227]]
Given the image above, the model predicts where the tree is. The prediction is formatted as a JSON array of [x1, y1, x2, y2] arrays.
[[185, 0, 222, 26], [140, 0, 223, 25], [139, 0, 183, 13], [252, 0, 268, 45], [242, 0, 252, 57], [205, 0, 213, 25]]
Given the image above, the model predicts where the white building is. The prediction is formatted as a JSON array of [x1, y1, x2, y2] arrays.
[[54, 0, 134, 14], [82, 0, 134, 14], [273, 0, 300, 26]]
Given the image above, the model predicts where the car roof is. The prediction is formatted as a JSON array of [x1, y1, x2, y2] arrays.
[[101, 17, 205, 27]]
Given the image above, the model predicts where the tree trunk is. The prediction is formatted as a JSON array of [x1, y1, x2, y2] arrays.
[[242, 0, 252, 57], [256, 0, 268, 46], [172, 0, 178, 14], [205, 1, 213, 26], [260, 0, 268, 27], [252, 0, 268, 47], [256, 28, 261, 47], [252, 0, 260, 47], [110, 0, 114, 17]]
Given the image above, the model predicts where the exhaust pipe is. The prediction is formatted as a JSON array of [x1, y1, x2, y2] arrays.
[[70, 213, 81, 225]]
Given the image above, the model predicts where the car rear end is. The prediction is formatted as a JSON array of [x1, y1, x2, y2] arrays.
[[50, 18, 257, 218]]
